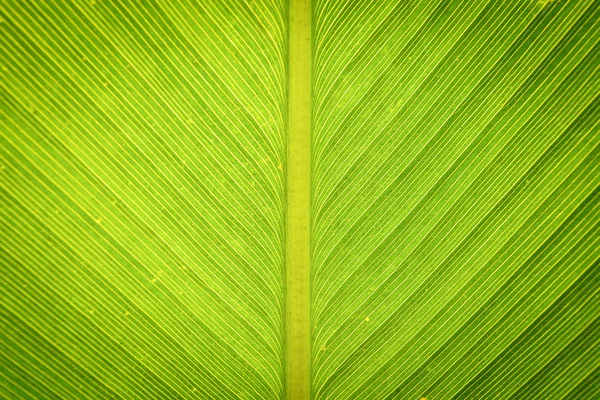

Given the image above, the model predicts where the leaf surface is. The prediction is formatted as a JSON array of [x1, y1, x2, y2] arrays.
[[0, 1, 286, 398], [311, 0, 600, 398], [1, 0, 599, 399]]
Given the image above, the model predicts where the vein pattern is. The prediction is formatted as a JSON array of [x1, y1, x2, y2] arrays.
[[311, 0, 600, 398], [0, 1, 287, 398]]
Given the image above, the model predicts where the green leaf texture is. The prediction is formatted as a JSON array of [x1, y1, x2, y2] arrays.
[[311, 0, 599, 399], [0, 1, 286, 399], [1, 0, 599, 399]]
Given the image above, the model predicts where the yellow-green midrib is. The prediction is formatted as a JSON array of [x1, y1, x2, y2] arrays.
[[286, 0, 311, 398]]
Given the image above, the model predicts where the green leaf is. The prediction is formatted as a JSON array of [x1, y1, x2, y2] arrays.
[[311, 0, 599, 398], [0, 1, 286, 398], [1, 1, 598, 399]]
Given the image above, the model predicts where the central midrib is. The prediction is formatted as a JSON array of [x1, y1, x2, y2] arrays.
[[286, 0, 312, 398]]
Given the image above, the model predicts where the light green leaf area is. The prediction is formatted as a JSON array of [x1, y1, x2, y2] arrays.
[[312, 0, 599, 399], [1, 0, 599, 399], [0, 1, 286, 399]]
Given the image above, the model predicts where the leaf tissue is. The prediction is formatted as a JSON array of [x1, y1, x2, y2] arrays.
[[0, 0, 598, 399]]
